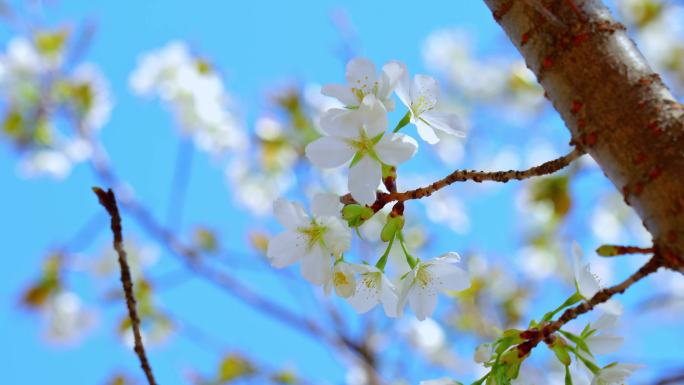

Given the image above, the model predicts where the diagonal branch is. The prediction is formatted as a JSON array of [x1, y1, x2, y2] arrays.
[[92, 187, 158, 385], [517, 254, 662, 357], [341, 147, 583, 208], [482, 0, 684, 268]]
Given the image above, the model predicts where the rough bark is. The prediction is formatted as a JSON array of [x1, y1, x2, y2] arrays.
[[483, 0, 684, 268]]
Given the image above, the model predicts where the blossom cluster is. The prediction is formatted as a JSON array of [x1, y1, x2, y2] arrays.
[[0, 32, 112, 178], [266, 58, 469, 320], [129, 41, 246, 155]]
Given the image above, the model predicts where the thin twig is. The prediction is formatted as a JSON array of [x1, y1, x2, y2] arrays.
[[341, 147, 583, 208], [517, 255, 662, 357], [92, 187, 158, 385]]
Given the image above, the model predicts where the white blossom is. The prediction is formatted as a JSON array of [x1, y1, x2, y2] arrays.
[[306, 94, 417, 205], [325, 260, 357, 298], [395, 65, 465, 144], [347, 264, 399, 317], [267, 194, 351, 285], [322, 57, 403, 112], [585, 313, 624, 355], [397, 252, 469, 321], [129, 41, 245, 154], [591, 363, 642, 385]]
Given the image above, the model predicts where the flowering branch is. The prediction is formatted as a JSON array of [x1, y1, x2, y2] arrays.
[[92, 187, 158, 385], [341, 146, 583, 208], [516, 254, 663, 358]]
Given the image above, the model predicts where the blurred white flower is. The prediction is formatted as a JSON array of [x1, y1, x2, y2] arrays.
[[45, 292, 94, 343], [129, 41, 245, 154], [591, 363, 642, 385]]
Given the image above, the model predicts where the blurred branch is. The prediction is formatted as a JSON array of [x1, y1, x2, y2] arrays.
[[88, 145, 385, 383], [654, 370, 684, 385], [92, 187, 158, 385], [166, 139, 194, 230]]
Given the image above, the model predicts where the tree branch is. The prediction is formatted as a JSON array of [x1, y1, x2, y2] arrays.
[[341, 147, 583, 208], [517, 254, 662, 357], [92, 187, 158, 385], [482, 0, 684, 268]]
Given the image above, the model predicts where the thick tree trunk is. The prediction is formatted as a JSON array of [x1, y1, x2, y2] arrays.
[[483, 0, 684, 268]]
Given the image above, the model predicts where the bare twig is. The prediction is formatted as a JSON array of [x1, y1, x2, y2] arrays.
[[92, 187, 158, 385], [342, 147, 583, 209]]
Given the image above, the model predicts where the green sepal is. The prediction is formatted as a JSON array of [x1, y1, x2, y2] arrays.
[[342, 204, 374, 227], [550, 337, 572, 366], [381, 215, 404, 242]]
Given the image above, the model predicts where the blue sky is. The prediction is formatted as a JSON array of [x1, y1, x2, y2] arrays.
[[1, 1, 682, 384]]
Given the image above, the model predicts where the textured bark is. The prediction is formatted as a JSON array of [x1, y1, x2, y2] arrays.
[[483, 0, 684, 268]]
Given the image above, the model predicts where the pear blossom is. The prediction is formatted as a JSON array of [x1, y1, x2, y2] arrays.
[[325, 260, 357, 298], [267, 194, 351, 285], [306, 94, 417, 205], [396, 66, 465, 144], [322, 57, 403, 111], [590, 363, 642, 385], [347, 264, 399, 317], [397, 252, 470, 321]]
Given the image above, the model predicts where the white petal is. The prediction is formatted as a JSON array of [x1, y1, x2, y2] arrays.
[[266, 231, 306, 268], [592, 313, 619, 331], [359, 94, 388, 137], [396, 275, 414, 317], [572, 241, 584, 278], [375, 133, 418, 165], [319, 216, 351, 256], [429, 263, 470, 292], [347, 273, 380, 313], [414, 118, 440, 144], [378, 61, 405, 102], [306, 136, 355, 169], [380, 274, 399, 317], [587, 334, 624, 355], [311, 193, 343, 217], [320, 108, 361, 138], [321, 83, 358, 106], [432, 252, 461, 264], [411, 74, 439, 112], [577, 265, 601, 299], [273, 199, 308, 230], [419, 111, 465, 137], [595, 299, 623, 316], [348, 155, 381, 206], [420, 378, 456, 385], [395, 64, 411, 109], [408, 284, 438, 321], [345, 57, 377, 92], [300, 244, 331, 286]]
